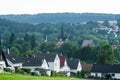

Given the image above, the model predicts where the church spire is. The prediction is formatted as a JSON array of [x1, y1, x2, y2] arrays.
[[58, 24, 67, 42]]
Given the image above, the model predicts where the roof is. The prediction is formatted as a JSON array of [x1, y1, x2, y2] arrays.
[[0, 50, 9, 66], [81, 40, 94, 47], [67, 58, 80, 69], [2, 49, 44, 66], [33, 53, 57, 62], [4, 52, 22, 64], [59, 55, 66, 68], [22, 57, 43, 66], [91, 64, 120, 73]]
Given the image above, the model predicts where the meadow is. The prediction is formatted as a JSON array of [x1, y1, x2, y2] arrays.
[[0, 73, 88, 80]]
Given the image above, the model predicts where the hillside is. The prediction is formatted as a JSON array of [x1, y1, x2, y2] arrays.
[[0, 13, 120, 24]]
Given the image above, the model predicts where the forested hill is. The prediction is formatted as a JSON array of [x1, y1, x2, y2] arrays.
[[0, 13, 120, 24]]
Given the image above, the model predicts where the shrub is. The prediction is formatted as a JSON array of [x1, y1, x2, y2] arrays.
[[56, 73, 64, 77], [77, 71, 81, 78], [4, 68, 13, 73], [51, 70, 56, 77], [31, 72, 39, 76], [16, 69, 24, 74], [20, 68, 31, 74]]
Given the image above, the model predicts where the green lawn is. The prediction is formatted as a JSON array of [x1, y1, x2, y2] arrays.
[[0, 73, 87, 80]]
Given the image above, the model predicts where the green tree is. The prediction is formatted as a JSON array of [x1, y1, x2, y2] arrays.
[[103, 20, 109, 27], [114, 49, 120, 63], [79, 46, 97, 63], [97, 44, 116, 64], [30, 35, 36, 50], [40, 42, 56, 53], [59, 41, 78, 58], [24, 33, 30, 42], [117, 19, 120, 28], [10, 47, 20, 56], [9, 33, 16, 47]]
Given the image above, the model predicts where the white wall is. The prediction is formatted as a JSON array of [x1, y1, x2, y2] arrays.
[[77, 61, 82, 71], [48, 62, 54, 70], [60, 60, 70, 71], [91, 73, 102, 77], [53, 55, 60, 72], [0, 61, 6, 73], [114, 73, 120, 79], [41, 59, 49, 69]]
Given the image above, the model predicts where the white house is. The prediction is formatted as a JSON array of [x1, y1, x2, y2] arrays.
[[34, 53, 60, 72], [59, 55, 70, 76], [67, 58, 82, 74]]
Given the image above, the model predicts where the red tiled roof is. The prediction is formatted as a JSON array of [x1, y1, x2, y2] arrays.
[[81, 40, 94, 47], [59, 55, 66, 68]]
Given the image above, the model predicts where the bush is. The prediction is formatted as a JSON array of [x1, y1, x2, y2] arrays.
[[4, 68, 13, 73], [20, 68, 31, 74], [31, 72, 39, 76], [77, 71, 81, 78], [51, 70, 56, 77], [16, 69, 24, 74], [56, 73, 64, 77]]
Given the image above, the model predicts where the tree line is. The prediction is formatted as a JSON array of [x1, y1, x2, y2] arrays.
[[0, 33, 119, 64]]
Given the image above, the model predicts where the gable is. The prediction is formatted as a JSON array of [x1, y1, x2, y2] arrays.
[[77, 61, 82, 71]]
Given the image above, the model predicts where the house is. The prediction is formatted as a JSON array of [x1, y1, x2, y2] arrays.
[[22, 56, 50, 76], [0, 49, 50, 76], [91, 64, 120, 79], [3, 49, 22, 71], [0, 49, 83, 77], [67, 58, 82, 76], [81, 40, 95, 47], [112, 44, 120, 49], [33, 53, 60, 72], [59, 55, 70, 76]]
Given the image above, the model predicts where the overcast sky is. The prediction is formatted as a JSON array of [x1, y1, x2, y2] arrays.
[[0, 0, 120, 14]]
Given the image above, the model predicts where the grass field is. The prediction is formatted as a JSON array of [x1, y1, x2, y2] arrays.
[[0, 73, 88, 80]]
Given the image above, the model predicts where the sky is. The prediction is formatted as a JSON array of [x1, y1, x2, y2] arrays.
[[0, 0, 120, 14]]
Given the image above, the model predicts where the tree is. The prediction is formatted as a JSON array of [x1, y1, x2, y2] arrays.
[[79, 46, 97, 63], [97, 44, 116, 64], [114, 49, 120, 63], [9, 33, 16, 47], [30, 35, 36, 50], [59, 41, 78, 58], [39, 42, 56, 53], [117, 19, 120, 28], [24, 33, 30, 42], [10, 47, 20, 56], [103, 20, 109, 27]]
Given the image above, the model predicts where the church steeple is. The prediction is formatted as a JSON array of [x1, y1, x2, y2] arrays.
[[58, 25, 67, 42]]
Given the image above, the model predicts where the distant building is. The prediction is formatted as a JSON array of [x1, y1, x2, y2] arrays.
[[58, 25, 67, 42], [81, 40, 95, 47], [57, 25, 68, 47]]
